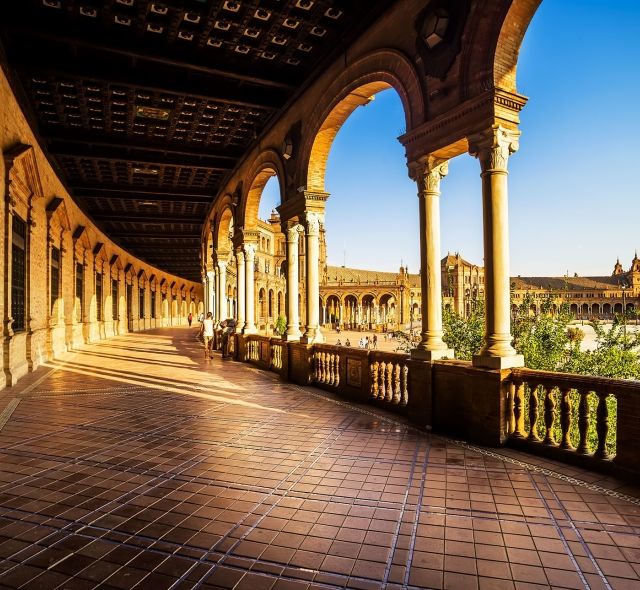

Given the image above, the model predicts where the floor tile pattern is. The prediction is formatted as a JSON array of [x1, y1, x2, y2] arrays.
[[0, 328, 638, 590]]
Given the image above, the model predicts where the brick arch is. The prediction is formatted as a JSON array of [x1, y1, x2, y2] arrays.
[[239, 149, 286, 231], [213, 206, 234, 254], [460, 0, 541, 98], [299, 49, 424, 194]]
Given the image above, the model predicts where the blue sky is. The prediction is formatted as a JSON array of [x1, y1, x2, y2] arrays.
[[259, 0, 640, 276]]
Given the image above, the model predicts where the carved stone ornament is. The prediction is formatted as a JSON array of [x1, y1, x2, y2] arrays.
[[304, 212, 322, 235], [468, 125, 520, 173], [235, 248, 245, 264], [411, 157, 449, 195], [286, 223, 303, 242], [244, 242, 256, 260]]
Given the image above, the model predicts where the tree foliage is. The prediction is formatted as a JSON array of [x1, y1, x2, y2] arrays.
[[442, 293, 640, 380]]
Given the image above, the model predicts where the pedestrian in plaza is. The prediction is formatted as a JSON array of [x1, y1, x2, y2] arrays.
[[373, 334, 377, 349], [365, 336, 370, 349], [336, 339, 342, 346], [188, 312, 193, 327], [203, 312, 214, 359], [345, 338, 351, 347]]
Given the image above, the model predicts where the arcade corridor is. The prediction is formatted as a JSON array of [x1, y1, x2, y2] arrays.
[[0, 328, 638, 590]]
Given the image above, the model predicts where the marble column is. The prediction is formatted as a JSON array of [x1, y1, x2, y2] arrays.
[[243, 244, 257, 334], [411, 157, 454, 360], [235, 248, 246, 332], [284, 224, 302, 340], [302, 212, 324, 343], [206, 270, 214, 318], [217, 261, 227, 322], [469, 125, 524, 368]]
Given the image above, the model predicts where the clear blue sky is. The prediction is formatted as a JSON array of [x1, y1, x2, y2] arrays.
[[259, 0, 640, 276]]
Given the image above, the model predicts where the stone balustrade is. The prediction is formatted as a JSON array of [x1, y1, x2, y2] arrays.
[[509, 368, 639, 476], [218, 334, 639, 482]]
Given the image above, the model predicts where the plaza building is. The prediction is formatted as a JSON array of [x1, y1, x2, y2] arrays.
[[1, 2, 640, 589]]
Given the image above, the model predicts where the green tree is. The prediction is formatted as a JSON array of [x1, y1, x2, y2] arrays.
[[274, 315, 287, 336], [442, 299, 485, 361]]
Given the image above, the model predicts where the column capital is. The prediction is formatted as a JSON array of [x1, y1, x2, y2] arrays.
[[468, 124, 520, 173], [217, 260, 227, 272], [303, 211, 323, 236], [285, 223, 303, 243], [243, 242, 256, 260], [235, 247, 245, 263], [410, 156, 449, 196], [206, 270, 214, 280]]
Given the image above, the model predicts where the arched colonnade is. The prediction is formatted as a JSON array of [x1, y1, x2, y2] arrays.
[[202, 0, 541, 368]]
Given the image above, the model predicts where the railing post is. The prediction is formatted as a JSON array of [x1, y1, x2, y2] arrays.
[[559, 387, 574, 450], [543, 386, 556, 446], [594, 392, 610, 460], [528, 384, 541, 442]]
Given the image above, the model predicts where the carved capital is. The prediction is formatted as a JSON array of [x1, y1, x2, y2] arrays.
[[206, 270, 215, 281], [468, 125, 520, 173], [235, 248, 245, 265], [286, 223, 303, 243], [304, 212, 322, 236], [410, 156, 449, 196], [244, 242, 256, 261], [217, 260, 227, 273]]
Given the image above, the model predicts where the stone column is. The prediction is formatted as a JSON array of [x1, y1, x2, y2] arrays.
[[302, 212, 324, 343], [213, 266, 219, 321], [235, 248, 246, 332], [284, 224, 302, 340], [469, 125, 524, 368], [218, 260, 227, 321], [411, 157, 453, 360], [206, 270, 214, 318], [243, 243, 257, 334]]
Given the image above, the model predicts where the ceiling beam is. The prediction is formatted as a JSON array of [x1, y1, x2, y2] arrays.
[[94, 214, 204, 223], [113, 232, 201, 239], [13, 28, 295, 92], [73, 187, 214, 202], [55, 150, 230, 172], [45, 134, 240, 163]]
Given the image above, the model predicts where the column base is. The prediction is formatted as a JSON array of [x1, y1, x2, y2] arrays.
[[243, 326, 258, 335], [300, 329, 324, 344], [283, 331, 302, 341], [411, 348, 454, 361], [472, 354, 524, 369]]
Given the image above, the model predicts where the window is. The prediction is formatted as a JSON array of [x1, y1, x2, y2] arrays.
[[265, 260, 270, 274], [96, 273, 103, 320], [11, 216, 26, 332], [151, 290, 156, 319], [75, 263, 83, 322], [50, 247, 60, 313], [111, 279, 118, 319], [139, 287, 145, 319]]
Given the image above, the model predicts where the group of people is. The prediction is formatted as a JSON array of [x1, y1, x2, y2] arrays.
[[335, 334, 377, 349]]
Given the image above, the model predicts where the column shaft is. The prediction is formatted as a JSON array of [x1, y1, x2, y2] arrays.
[[412, 158, 453, 360], [469, 125, 524, 369], [236, 250, 246, 332], [302, 212, 324, 343], [284, 225, 302, 340], [218, 262, 227, 321], [243, 244, 257, 333]]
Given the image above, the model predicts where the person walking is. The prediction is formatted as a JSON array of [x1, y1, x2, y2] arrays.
[[188, 312, 193, 327], [203, 312, 214, 359], [373, 334, 377, 349]]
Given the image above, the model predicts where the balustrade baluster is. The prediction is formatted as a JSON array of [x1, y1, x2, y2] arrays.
[[334, 354, 340, 386], [528, 383, 541, 442], [313, 353, 320, 381], [595, 392, 610, 460], [393, 363, 401, 404], [507, 381, 516, 435], [379, 361, 386, 400], [577, 389, 590, 454], [401, 365, 409, 406], [385, 362, 393, 402], [371, 361, 378, 398], [559, 387, 573, 450], [543, 386, 557, 446], [328, 353, 335, 386], [512, 381, 525, 437]]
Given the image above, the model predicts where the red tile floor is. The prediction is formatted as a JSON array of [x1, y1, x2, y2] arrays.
[[0, 328, 638, 590]]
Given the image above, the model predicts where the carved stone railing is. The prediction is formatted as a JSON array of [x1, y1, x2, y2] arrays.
[[369, 351, 410, 407], [270, 340, 284, 372], [509, 368, 639, 474], [311, 346, 341, 387]]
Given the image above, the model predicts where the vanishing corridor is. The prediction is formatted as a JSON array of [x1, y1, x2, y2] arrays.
[[0, 328, 638, 590]]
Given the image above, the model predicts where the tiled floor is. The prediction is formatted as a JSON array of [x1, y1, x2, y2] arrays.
[[0, 328, 638, 590]]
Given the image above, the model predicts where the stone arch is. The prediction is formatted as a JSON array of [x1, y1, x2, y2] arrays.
[[493, 0, 542, 92], [239, 149, 286, 231], [213, 203, 235, 254], [299, 49, 424, 194]]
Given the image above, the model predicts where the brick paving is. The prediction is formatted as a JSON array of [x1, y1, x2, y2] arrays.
[[0, 328, 639, 590]]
